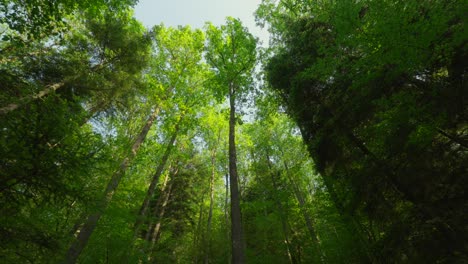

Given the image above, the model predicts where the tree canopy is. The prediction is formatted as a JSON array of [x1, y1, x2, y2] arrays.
[[0, 0, 466, 263]]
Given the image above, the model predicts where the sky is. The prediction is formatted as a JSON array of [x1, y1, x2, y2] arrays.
[[133, 0, 269, 46]]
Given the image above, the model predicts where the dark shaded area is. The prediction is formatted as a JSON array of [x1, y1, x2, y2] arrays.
[[265, 2, 467, 262]]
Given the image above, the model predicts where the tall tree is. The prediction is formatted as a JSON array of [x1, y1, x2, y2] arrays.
[[0, 0, 137, 42], [205, 17, 257, 263], [133, 114, 183, 240], [63, 106, 159, 263], [1, 10, 151, 116], [132, 24, 208, 243], [197, 105, 227, 263], [0, 6, 151, 263], [145, 165, 179, 260], [259, 0, 467, 262]]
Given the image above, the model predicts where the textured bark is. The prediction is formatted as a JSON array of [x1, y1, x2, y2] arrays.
[[133, 117, 182, 239], [228, 87, 245, 264], [63, 108, 160, 264]]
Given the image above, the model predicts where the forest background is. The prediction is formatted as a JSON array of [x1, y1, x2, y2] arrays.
[[0, 0, 466, 263]]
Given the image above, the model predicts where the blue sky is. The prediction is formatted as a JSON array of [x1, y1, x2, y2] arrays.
[[133, 0, 269, 46]]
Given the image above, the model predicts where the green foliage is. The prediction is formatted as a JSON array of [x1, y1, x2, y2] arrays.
[[261, 0, 467, 262], [0, 3, 153, 262], [205, 17, 257, 101], [2, 0, 464, 262], [0, 93, 118, 263], [0, 0, 137, 41]]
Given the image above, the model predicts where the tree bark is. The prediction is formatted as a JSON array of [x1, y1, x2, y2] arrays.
[[63, 107, 160, 264], [204, 144, 218, 264], [133, 116, 182, 240], [228, 86, 245, 264], [194, 181, 207, 261], [278, 154, 325, 263], [0, 58, 117, 116], [224, 170, 230, 247], [144, 168, 172, 242], [147, 168, 177, 261], [0, 82, 65, 115]]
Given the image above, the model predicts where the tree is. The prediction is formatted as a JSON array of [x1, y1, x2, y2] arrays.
[[2, 1, 464, 262], [0, 6, 151, 263], [205, 17, 257, 263], [1, 9, 151, 116], [0, 0, 137, 43], [132, 24, 208, 244], [63, 106, 159, 263], [197, 105, 228, 263], [259, 0, 467, 262], [133, 114, 183, 241]]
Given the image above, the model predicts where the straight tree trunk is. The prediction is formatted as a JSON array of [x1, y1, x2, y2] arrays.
[[228, 86, 245, 264], [144, 169, 172, 242], [194, 181, 206, 261], [224, 170, 230, 246], [147, 168, 177, 261], [133, 116, 182, 240], [204, 144, 218, 264], [272, 179, 297, 264], [63, 107, 160, 264], [278, 154, 325, 263], [264, 156, 298, 264]]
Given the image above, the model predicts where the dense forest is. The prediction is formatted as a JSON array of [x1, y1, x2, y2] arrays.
[[0, 0, 466, 263]]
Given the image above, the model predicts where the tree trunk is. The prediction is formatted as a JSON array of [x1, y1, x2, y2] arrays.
[[279, 156, 325, 263], [224, 170, 230, 246], [435, 127, 468, 149], [228, 86, 245, 264], [204, 145, 218, 264], [0, 82, 65, 115], [264, 155, 298, 264], [63, 107, 160, 264], [133, 116, 182, 240], [144, 168, 172, 242], [271, 178, 297, 264], [147, 168, 177, 261], [194, 181, 207, 262], [0, 59, 114, 116]]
